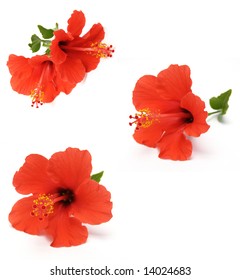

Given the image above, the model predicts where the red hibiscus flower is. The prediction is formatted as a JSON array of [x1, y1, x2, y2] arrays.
[[129, 64, 210, 160], [50, 10, 114, 84], [7, 54, 76, 107], [8, 148, 113, 247]]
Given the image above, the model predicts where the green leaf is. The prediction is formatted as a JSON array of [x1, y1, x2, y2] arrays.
[[91, 171, 104, 183], [37, 25, 54, 39], [28, 34, 41, 52], [45, 48, 51, 55], [209, 89, 232, 115]]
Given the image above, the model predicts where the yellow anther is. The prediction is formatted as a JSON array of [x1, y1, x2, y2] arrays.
[[31, 194, 54, 220], [90, 42, 114, 58], [30, 87, 44, 108], [137, 109, 153, 128]]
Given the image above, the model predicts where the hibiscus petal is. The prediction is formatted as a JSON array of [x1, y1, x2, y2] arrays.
[[47, 148, 92, 190], [70, 180, 112, 225], [13, 154, 57, 195], [157, 64, 192, 100], [67, 10, 86, 37], [77, 23, 105, 72], [31, 55, 77, 97], [157, 131, 192, 160], [77, 52, 100, 73], [133, 122, 164, 148], [181, 93, 210, 137], [42, 81, 61, 103], [8, 196, 48, 235], [7, 55, 31, 78], [50, 29, 70, 64], [29, 56, 61, 103], [55, 75, 76, 95], [133, 75, 163, 111], [55, 57, 86, 84], [46, 207, 88, 247], [29, 54, 54, 66], [7, 55, 34, 95], [81, 23, 105, 44]]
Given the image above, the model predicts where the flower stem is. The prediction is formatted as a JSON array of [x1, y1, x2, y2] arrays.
[[208, 110, 221, 116], [42, 40, 51, 48]]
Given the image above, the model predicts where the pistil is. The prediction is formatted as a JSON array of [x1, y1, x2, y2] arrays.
[[30, 61, 53, 108], [129, 108, 193, 130], [61, 42, 114, 58]]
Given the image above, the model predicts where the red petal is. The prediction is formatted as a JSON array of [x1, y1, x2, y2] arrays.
[[55, 75, 76, 95], [8, 196, 48, 235], [47, 148, 92, 190], [41, 81, 61, 103], [13, 154, 57, 195], [7, 55, 35, 95], [133, 75, 163, 111], [7, 54, 64, 103], [70, 180, 112, 225], [67, 10, 86, 37], [81, 23, 105, 44], [7, 54, 31, 78], [31, 56, 64, 103], [133, 122, 164, 148], [181, 93, 210, 137], [76, 52, 100, 73], [157, 64, 192, 100], [55, 56, 86, 84], [157, 131, 192, 160], [31, 55, 76, 98], [46, 206, 88, 247], [29, 54, 54, 66], [76, 23, 105, 72], [50, 30, 71, 64]]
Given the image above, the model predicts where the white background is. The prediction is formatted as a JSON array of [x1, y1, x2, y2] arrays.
[[0, 0, 240, 279]]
